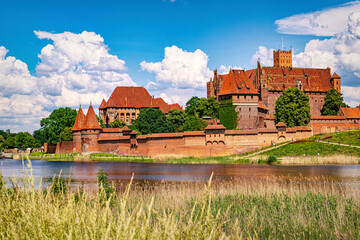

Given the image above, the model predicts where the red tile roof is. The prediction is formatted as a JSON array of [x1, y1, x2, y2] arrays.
[[81, 105, 102, 130], [101, 128, 123, 133], [276, 122, 286, 127], [245, 69, 256, 82], [311, 116, 346, 120], [258, 128, 278, 133], [332, 72, 340, 78], [102, 86, 182, 114], [218, 70, 259, 96], [294, 126, 312, 131], [262, 67, 333, 92], [205, 124, 226, 130], [312, 123, 359, 129], [72, 108, 86, 131], [99, 99, 107, 109], [257, 101, 268, 110], [340, 107, 360, 119]]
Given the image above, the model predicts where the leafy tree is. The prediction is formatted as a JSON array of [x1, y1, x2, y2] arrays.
[[4, 135, 15, 149], [0, 130, 7, 140], [182, 115, 207, 132], [274, 87, 311, 127], [40, 107, 77, 145], [185, 96, 200, 116], [196, 97, 219, 118], [321, 88, 349, 116], [59, 127, 73, 142], [14, 132, 41, 149], [185, 96, 219, 118], [0, 135, 5, 151], [97, 115, 106, 128], [133, 108, 175, 134], [33, 129, 47, 145], [167, 109, 187, 132], [109, 119, 126, 128]]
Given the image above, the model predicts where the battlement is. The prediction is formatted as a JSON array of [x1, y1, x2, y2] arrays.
[[273, 49, 292, 68]]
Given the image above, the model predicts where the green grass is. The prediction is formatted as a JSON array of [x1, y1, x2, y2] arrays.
[[0, 165, 359, 239], [310, 130, 360, 146], [261, 141, 360, 158]]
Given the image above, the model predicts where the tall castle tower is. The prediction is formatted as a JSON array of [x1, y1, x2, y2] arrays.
[[273, 49, 292, 68]]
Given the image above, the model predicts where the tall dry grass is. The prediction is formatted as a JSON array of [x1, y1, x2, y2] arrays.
[[0, 159, 359, 239]]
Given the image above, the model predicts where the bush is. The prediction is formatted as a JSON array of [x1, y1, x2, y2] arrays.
[[97, 168, 116, 199], [267, 155, 277, 164]]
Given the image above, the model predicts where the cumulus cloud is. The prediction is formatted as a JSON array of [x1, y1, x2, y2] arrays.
[[250, 46, 275, 66], [140, 45, 212, 89], [275, 1, 360, 36], [253, 7, 360, 107], [0, 31, 136, 132], [219, 65, 243, 74], [145, 81, 166, 91]]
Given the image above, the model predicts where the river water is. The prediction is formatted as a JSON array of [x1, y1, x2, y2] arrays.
[[1, 158, 360, 189]]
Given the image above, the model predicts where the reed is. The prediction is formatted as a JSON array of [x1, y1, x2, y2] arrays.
[[0, 159, 359, 239]]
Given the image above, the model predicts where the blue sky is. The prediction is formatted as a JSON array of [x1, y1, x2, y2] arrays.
[[1, 0, 360, 132]]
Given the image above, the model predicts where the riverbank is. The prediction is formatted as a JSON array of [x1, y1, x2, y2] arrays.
[[1, 171, 359, 239]]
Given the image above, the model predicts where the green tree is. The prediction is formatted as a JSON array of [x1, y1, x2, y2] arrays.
[[59, 127, 73, 142], [167, 109, 187, 132], [182, 115, 207, 132], [15, 132, 41, 149], [4, 135, 16, 149], [33, 129, 47, 145], [321, 88, 349, 116], [109, 119, 126, 128], [185, 96, 200, 116], [274, 87, 311, 127], [133, 108, 175, 134], [40, 107, 77, 145], [0, 135, 5, 151], [0, 130, 7, 140], [97, 115, 106, 128]]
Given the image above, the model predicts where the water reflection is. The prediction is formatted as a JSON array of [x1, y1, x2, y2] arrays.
[[1, 158, 360, 188]]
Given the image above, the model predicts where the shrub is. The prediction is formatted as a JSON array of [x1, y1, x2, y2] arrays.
[[97, 168, 116, 199], [267, 155, 277, 164]]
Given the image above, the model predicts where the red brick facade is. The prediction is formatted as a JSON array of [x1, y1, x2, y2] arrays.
[[207, 49, 343, 129]]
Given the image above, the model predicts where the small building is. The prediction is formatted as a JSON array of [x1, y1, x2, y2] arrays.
[[99, 86, 182, 126]]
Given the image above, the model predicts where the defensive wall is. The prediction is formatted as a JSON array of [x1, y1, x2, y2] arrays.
[[51, 124, 313, 157]]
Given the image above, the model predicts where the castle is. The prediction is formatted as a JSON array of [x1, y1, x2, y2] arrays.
[[207, 50, 359, 133], [46, 50, 360, 157], [49, 104, 313, 157], [98, 86, 182, 126]]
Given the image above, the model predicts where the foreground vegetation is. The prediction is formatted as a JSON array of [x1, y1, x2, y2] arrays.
[[1, 162, 359, 239]]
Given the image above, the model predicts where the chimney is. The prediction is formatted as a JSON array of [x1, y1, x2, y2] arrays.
[[132, 86, 134, 93], [125, 97, 127, 107]]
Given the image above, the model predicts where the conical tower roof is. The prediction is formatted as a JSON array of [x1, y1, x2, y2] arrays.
[[72, 107, 86, 131], [332, 72, 340, 78], [81, 105, 102, 130], [99, 99, 107, 109]]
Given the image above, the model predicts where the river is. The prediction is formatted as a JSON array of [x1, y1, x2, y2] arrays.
[[1, 158, 360, 189]]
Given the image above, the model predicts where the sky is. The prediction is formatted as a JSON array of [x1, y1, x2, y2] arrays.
[[1, 0, 360, 133]]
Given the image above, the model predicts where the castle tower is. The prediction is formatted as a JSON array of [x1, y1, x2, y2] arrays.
[[273, 49, 292, 68], [80, 105, 102, 153], [330, 72, 341, 93], [72, 107, 85, 153]]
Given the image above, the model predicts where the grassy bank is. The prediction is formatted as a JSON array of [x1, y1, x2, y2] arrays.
[[260, 142, 360, 158], [310, 130, 360, 146], [0, 166, 359, 239]]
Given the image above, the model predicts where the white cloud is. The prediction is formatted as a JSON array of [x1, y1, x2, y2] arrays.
[[0, 31, 136, 133], [145, 81, 166, 91], [219, 65, 243, 74], [275, 1, 360, 36], [251, 46, 274, 66], [342, 86, 360, 107], [140, 45, 212, 89]]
